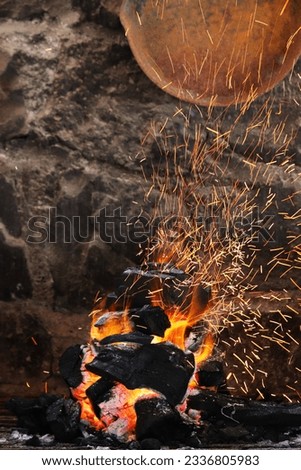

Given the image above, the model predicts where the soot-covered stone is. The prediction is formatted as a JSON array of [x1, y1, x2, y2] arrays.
[[86, 342, 195, 406]]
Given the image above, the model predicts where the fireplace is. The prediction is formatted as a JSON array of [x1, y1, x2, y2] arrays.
[[0, 0, 300, 452], [4, 261, 301, 449]]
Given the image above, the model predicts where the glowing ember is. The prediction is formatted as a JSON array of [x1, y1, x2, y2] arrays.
[[68, 260, 218, 439]]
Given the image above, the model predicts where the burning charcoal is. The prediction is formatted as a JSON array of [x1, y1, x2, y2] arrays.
[[94, 310, 125, 327], [135, 397, 193, 444], [104, 292, 121, 310], [188, 390, 301, 426], [86, 342, 195, 406], [196, 360, 225, 388], [46, 398, 80, 442], [86, 377, 114, 418], [148, 262, 187, 279], [130, 305, 171, 337], [118, 265, 210, 315], [98, 331, 153, 345], [117, 266, 167, 307], [59, 344, 83, 388], [6, 394, 59, 434], [117, 264, 188, 308]]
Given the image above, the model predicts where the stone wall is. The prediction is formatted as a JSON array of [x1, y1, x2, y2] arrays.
[[0, 0, 300, 399]]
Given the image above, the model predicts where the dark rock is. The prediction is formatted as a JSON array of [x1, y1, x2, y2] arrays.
[[0, 175, 21, 237], [0, 50, 26, 140], [86, 342, 195, 406], [0, 1, 46, 20], [73, 0, 121, 29], [59, 344, 84, 388], [0, 234, 32, 300], [0, 309, 52, 378], [107, 44, 132, 66]]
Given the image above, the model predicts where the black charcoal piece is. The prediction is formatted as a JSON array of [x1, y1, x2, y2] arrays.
[[117, 264, 210, 314], [86, 377, 114, 417], [46, 398, 80, 442], [104, 292, 120, 309], [139, 438, 162, 449], [25, 435, 41, 447], [188, 390, 301, 426], [59, 344, 83, 388], [86, 342, 195, 406], [135, 397, 193, 444], [130, 305, 171, 337], [94, 310, 125, 327], [196, 360, 225, 388], [6, 394, 59, 434], [117, 264, 188, 308], [98, 331, 153, 346]]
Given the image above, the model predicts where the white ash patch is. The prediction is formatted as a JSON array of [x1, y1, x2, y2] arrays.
[[10, 430, 33, 441]]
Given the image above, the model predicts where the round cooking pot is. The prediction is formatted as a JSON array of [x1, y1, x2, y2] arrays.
[[120, 0, 301, 106]]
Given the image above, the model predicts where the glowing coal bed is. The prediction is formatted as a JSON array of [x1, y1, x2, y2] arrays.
[[60, 263, 215, 443], [6, 263, 301, 449]]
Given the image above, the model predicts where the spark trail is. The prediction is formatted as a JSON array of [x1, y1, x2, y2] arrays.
[[137, 65, 300, 401]]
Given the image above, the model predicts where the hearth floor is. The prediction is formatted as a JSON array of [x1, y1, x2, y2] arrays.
[[0, 426, 300, 450]]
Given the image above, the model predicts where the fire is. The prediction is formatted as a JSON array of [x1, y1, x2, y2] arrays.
[[194, 332, 215, 366], [72, 349, 104, 430], [71, 272, 215, 437], [70, 113, 244, 435]]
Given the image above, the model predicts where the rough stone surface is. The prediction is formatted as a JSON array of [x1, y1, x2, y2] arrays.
[[0, 1, 299, 398]]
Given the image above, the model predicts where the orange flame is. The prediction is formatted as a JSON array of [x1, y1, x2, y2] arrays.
[[71, 264, 215, 435]]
